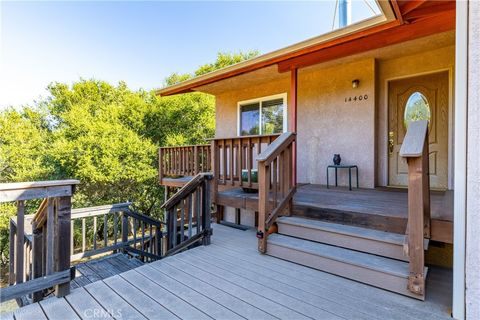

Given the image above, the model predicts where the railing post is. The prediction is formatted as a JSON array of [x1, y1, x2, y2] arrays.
[[258, 161, 269, 254], [158, 148, 163, 185], [194, 145, 199, 175], [54, 196, 71, 297], [31, 221, 43, 302], [202, 176, 212, 246], [122, 212, 128, 254], [9, 220, 16, 285], [211, 140, 218, 204], [406, 154, 426, 296], [15, 201, 25, 285], [400, 120, 430, 298], [45, 198, 55, 276]]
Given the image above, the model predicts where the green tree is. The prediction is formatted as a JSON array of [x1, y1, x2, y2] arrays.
[[0, 50, 259, 273]]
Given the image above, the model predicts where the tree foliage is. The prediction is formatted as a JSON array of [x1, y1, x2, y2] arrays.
[[0, 50, 258, 269]]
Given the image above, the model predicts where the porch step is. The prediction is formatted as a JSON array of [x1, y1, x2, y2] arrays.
[[266, 233, 427, 300], [277, 216, 428, 261]]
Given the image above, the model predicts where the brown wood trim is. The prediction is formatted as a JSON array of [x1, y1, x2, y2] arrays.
[[277, 10, 455, 72]]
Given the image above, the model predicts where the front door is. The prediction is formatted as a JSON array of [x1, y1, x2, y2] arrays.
[[388, 71, 449, 189]]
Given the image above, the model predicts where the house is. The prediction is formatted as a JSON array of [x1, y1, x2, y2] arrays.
[[157, 1, 479, 319]]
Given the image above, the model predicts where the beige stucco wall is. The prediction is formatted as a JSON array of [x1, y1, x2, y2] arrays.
[[214, 46, 455, 189], [215, 59, 376, 188], [466, 0, 480, 318], [297, 59, 376, 187], [376, 45, 455, 187]]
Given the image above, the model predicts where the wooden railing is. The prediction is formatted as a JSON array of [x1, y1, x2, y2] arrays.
[[159, 144, 211, 182], [399, 120, 430, 298], [69, 203, 163, 262], [162, 173, 213, 256], [256, 132, 296, 253], [211, 134, 280, 196], [1, 180, 79, 304]]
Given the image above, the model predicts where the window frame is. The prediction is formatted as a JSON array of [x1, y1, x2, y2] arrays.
[[237, 93, 288, 136]]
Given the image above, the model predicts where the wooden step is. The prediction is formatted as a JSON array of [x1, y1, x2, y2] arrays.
[[277, 216, 428, 261], [267, 234, 427, 300]]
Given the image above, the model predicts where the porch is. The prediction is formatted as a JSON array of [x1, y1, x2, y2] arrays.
[[3, 223, 452, 320], [216, 184, 453, 243]]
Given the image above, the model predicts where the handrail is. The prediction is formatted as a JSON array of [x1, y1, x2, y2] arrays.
[[162, 173, 213, 255], [68, 203, 163, 262], [257, 132, 296, 253], [257, 132, 296, 163], [3, 180, 78, 305], [0, 180, 80, 203], [210, 134, 280, 202], [399, 120, 428, 157], [159, 144, 211, 183], [162, 173, 210, 210], [400, 120, 430, 298]]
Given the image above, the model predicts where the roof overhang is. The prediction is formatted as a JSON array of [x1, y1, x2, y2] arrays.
[[156, 0, 455, 97]]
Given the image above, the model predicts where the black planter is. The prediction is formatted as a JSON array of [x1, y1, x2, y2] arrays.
[[333, 154, 341, 165]]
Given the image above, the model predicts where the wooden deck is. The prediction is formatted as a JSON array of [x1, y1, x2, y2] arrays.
[[217, 184, 453, 243], [4, 223, 452, 320], [71, 253, 144, 290]]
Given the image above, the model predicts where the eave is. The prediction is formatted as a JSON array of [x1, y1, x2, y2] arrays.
[[156, 0, 455, 97]]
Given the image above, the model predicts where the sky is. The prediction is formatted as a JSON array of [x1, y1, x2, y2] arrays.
[[0, 0, 379, 109]]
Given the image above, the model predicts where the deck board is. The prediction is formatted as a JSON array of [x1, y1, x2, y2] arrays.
[[119, 268, 210, 320], [135, 264, 243, 320], [8, 223, 452, 320], [103, 275, 178, 320], [143, 261, 273, 320], [84, 281, 147, 319], [39, 295, 80, 320], [65, 287, 113, 319]]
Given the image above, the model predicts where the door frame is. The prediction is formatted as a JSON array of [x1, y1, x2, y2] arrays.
[[383, 68, 454, 190]]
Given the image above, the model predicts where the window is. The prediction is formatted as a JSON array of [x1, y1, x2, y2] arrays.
[[404, 91, 431, 129], [238, 94, 287, 136]]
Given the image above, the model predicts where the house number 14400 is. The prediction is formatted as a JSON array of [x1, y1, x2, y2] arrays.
[[345, 94, 368, 102]]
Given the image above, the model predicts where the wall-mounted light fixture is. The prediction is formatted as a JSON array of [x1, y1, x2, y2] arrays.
[[352, 79, 360, 88]]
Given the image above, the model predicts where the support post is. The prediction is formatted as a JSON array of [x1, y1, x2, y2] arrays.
[[211, 140, 218, 203], [202, 177, 212, 246], [158, 148, 163, 185], [257, 162, 269, 253], [9, 220, 16, 285], [216, 205, 224, 224], [194, 145, 199, 175], [45, 198, 54, 276], [122, 212, 128, 254], [407, 155, 426, 297], [31, 222, 43, 302], [290, 68, 297, 185], [15, 201, 25, 285], [54, 196, 71, 297]]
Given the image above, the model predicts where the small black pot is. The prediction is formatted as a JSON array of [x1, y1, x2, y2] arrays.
[[333, 154, 341, 165]]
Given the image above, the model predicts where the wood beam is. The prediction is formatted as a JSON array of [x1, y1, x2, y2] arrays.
[[290, 68, 298, 185], [390, 0, 404, 25], [277, 10, 455, 73], [403, 1, 455, 21], [400, 0, 427, 15]]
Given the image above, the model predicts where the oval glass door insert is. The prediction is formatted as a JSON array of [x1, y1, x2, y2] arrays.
[[404, 91, 431, 129]]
